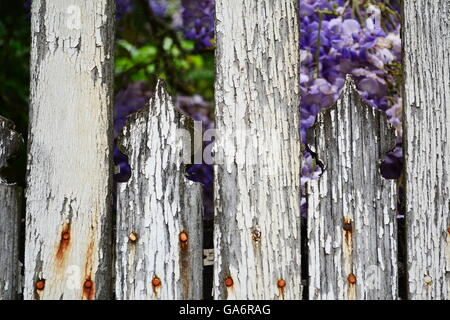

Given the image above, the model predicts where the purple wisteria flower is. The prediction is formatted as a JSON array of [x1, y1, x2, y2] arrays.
[[116, 0, 133, 20], [181, 0, 215, 49], [116, 0, 167, 20]]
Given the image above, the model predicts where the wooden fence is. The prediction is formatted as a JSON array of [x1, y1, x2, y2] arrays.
[[0, 0, 448, 300]]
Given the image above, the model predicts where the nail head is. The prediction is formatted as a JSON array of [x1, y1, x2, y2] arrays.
[[343, 222, 352, 232], [179, 231, 188, 243], [224, 276, 234, 287], [347, 273, 357, 284], [84, 280, 93, 289], [35, 280, 45, 290], [128, 232, 138, 242], [152, 277, 161, 287], [277, 279, 286, 288]]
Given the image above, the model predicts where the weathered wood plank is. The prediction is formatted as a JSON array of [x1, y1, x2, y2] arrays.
[[307, 76, 398, 300], [214, 0, 302, 299], [0, 116, 23, 300], [116, 80, 203, 300], [403, 0, 450, 300], [25, 0, 115, 300]]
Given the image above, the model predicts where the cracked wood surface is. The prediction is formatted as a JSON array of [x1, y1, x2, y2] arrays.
[[403, 0, 450, 300], [116, 81, 203, 300], [307, 76, 398, 300], [213, 0, 302, 299], [0, 116, 23, 300], [25, 0, 115, 300]]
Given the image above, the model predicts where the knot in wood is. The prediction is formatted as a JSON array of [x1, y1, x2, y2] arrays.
[[424, 275, 432, 285]]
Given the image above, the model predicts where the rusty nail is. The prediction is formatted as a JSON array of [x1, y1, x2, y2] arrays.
[[447, 227, 450, 233], [152, 277, 161, 287], [179, 231, 188, 243], [347, 273, 357, 284], [35, 280, 45, 290], [252, 229, 261, 242], [128, 232, 138, 242], [84, 280, 93, 289], [343, 222, 352, 232], [277, 279, 286, 288], [62, 232, 70, 241], [424, 275, 432, 285], [224, 276, 234, 287]]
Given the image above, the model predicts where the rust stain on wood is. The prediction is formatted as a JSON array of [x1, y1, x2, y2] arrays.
[[347, 274, 357, 300], [277, 279, 286, 299], [35, 279, 45, 291], [152, 276, 161, 298], [34, 279, 45, 300], [343, 218, 352, 245], [179, 231, 188, 250], [82, 236, 96, 300], [56, 223, 71, 261], [179, 230, 190, 299], [342, 217, 355, 300], [224, 276, 235, 299], [83, 277, 95, 300]]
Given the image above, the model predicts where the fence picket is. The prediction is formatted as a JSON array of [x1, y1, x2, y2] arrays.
[[213, 0, 302, 299], [115, 80, 203, 300], [307, 76, 398, 300], [25, 0, 115, 299], [0, 116, 23, 300], [403, 0, 450, 300]]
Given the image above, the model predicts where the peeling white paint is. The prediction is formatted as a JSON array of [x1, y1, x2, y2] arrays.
[[115, 81, 203, 300], [0, 117, 23, 300], [307, 76, 398, 300], [403, 0, 450, 300], [25, 0, 115, 300], [213, 0, 302, 300]]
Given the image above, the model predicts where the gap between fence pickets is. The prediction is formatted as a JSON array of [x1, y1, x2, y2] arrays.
[[307, 75, 398, 300], [115, 80, 204, 300], [0, 116, 23, 300]]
